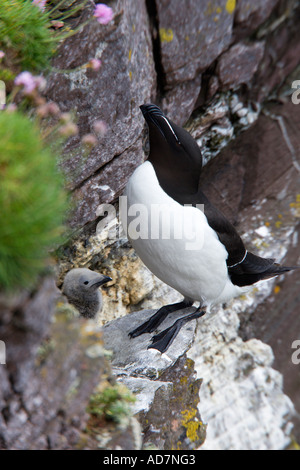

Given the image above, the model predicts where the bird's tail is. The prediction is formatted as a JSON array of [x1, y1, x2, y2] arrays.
[[229, 251, 299, 287]]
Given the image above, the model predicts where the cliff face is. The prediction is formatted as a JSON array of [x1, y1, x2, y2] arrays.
[[1, 0, 300, 450]]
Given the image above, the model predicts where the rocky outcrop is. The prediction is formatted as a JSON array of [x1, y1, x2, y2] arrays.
[[189, 99, 300, 449], [102, 309, 206, 450], [46, 0, 156, 227], [52, 0, 299, 450], [1, 0, 300, 451], [45, 0, 300, 229], [0, 280, 102, 449]]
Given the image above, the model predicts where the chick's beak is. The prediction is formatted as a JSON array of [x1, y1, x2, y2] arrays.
[[90, 276, 112, 288]]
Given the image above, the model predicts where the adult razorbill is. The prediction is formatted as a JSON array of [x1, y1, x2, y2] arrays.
[[120, 103, 297, 353]]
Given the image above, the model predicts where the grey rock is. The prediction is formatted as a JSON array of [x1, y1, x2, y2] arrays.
[[217, 41, 265, 89], [102, 308, 198, 378], [234, 0, 279, 33], [152, 0, 236, 124], [155, 0, 235, 84], [250, 1, 300, 103], [162, 75, 202, 125], [46, 0, 156, 227], [102, 308, 206, 449]]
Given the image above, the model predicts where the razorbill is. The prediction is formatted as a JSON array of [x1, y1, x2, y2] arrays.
[[121, 103, 298, 353], [62, 268, 111, 319]]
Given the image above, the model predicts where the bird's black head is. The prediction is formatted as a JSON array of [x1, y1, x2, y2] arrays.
[[140, 104, 203, 197]]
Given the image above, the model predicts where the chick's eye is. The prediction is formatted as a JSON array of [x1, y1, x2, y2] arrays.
[[83, 280, 89, 285]]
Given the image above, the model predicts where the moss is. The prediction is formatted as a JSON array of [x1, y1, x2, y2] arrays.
[[0, 110, 68, 291], [87, 383, 136, 426]]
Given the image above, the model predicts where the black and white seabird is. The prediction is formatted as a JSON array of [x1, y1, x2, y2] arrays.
[[121, 103, 298, 353], [62, 268, 111, 319]]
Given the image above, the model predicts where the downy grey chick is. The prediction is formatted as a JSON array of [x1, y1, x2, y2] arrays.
[[62, 268, 112, 319]]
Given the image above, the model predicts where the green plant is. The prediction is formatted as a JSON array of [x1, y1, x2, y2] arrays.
[[87, 384, 136, 426], [0, 0, 56, 72], [0, 110, 68, 291]]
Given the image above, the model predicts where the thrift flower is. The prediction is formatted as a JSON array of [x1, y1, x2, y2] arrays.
[[32, 0, 47, 11], [6, 104, 17, 112], [0, 51, 5, 59], [92, 120, 107, 137], [37, 102, 60, 118], [59, 122, 79, 137], [81, 134, 98, 148], [51, 20, 64, 29], [34, 75, 47, 92], [94, 4, 114, 24], [14, 72, 46, 95], [59, 112, 72, 124], [89, 58, 102, 71], [15, 72, 37, 95]]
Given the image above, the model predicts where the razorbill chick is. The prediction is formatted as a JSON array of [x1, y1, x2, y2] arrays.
[[62, 268, 111, 319], [120, 103, 298, 353]]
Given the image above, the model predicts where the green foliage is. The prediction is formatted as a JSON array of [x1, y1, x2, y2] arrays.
[[0, 0, 55, 72], [87, 384, 136, 426], [0, 110, 68, 291]]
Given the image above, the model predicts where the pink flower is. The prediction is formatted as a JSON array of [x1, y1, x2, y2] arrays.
[[93, 4, 114, 25], [14, 72, 47, 95], [81, 133, 98, 148], [51, 20, 64, 29], [92, 120, 107, 137], [89, 58, 102, 71], [14, 72, 37, 95], [6, 104, 17, 112], [0, 51, 5, 59], [59, 122, 79, 137], [32, 0, 47, 11], [34, 75, 47, 91]]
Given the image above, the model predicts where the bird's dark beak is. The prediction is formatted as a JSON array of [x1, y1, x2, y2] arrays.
[[90, 276, 112, 288], [140, 103, 181, 144]]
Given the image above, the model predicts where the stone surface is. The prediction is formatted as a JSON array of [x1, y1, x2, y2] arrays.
[[102, 308, 206, 449], [152, 0, 236, 124], [46, 0, 156, 226], [189, 316, 294, 450], [0, 283, 140, 450], [161, 75, 202, 124], [3, 0, 300, 451], [234, 0, 279, 36], [217, 41, 265, 89], [155, 0, 235, 84], [43, 0, 300, 227], [250, 0, 300, 103], [189, 99, 300, 449]]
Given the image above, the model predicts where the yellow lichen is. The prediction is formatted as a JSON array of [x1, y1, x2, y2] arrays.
[[226, 0, 236, 14], [159, 28, 174, 43], [181, 409, 201, 442], [290, 194, 300, 217], [274, 285, 281, 294]]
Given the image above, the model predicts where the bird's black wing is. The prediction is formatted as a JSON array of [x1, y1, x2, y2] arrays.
[[164, 188, 297, 287]]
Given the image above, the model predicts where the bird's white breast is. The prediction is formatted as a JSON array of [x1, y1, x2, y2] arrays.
[[121, 161, 245, 306]]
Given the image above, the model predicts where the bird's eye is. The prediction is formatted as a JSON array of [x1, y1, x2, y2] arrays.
[[83, 280, 89, 285]]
